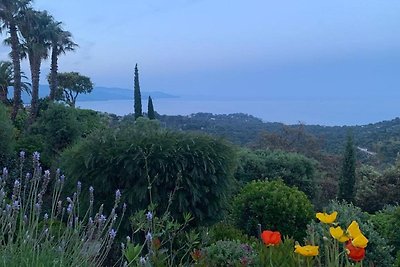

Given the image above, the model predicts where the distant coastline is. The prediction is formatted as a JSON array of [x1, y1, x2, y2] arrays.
[[8, 84, 179, 103]]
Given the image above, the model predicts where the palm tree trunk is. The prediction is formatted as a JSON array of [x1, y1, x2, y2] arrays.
[[29, 56, 41, 122], [10, 22, 22, 121], [49, 44, 58, 100]]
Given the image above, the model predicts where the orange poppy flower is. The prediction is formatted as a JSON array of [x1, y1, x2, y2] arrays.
[[261, 230, 281, 246], [346, 241, 365, 262]]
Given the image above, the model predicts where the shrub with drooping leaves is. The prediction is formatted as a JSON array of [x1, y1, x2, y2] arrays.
[[61, 119, 237, 228]]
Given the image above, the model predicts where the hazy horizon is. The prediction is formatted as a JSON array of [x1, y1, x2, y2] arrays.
[[1, 0, 400, 124]]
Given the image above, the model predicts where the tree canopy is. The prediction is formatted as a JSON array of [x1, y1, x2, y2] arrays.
[[53, 72, 93, 107]]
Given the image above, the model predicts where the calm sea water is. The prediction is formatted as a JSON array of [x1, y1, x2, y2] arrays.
[[76, 97, 399, 126]]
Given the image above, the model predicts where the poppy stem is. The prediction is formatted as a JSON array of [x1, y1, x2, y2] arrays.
[[306, 257, 312, 267], [269, 247, 274, 267]]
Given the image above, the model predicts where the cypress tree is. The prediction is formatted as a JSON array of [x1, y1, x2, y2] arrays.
[[134, 64, 142, 119], [147, 96, 155, 120], [338, 133, 356, 202]]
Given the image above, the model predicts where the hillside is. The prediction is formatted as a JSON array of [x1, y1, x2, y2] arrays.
[[158, 112, 400, 165]]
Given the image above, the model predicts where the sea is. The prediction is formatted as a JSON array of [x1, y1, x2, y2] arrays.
[[76, 96, 400, 126]]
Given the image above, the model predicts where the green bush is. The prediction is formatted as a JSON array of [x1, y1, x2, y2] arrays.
[[61, 119, 237, 228], [355, 163, 400, 212], [371, 205, 400, 257], [17, 103, 105, 168], [396, 251, 400, 267], [0, 103, 15, 166], [355, 165, 382, 212], [235, 149, 316, 198], [202, 240, 258, 267], [232, 180, 313, 240]]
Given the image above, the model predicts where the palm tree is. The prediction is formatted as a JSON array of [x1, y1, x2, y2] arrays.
[[0, 0, 31, 120], [0, 61, 13, 103], [0, 60, 30, 104], [18, 8, 53, 121], [48, 21, 77, 100]]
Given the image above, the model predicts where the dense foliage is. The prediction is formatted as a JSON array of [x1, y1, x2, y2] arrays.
[[53, 72, 93, 107], [16, 103, 106, 168], [235, 149, 316, 198], [355, 163, 400, 212], [61, 119, 237, 227], [159, 112, 400, 166], [0, 104, 15, 167], [232, 180, 314, 240], [202, 240, 258, 266], [371, 206, 400, 257]]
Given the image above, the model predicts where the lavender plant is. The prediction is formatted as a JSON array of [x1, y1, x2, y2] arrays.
[[0, 152, 125, 266]]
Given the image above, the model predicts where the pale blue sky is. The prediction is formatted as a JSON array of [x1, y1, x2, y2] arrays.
[[1, 0, 400, 100]]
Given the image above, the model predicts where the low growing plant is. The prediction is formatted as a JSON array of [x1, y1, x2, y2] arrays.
[[200, 240, 258, 267]]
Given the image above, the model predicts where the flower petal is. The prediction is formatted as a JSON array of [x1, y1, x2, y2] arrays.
[[352, 233, 368, 248], [347, 221, 362, 239]]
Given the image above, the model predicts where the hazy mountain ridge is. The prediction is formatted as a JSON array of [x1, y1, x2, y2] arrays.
[[12, 85, 178, 103]]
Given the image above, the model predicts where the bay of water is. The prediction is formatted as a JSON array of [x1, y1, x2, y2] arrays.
[[77, 97, 400, 126]]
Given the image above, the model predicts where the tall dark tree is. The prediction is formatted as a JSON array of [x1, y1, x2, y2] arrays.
[[338, 132, 356, 202], [147, 95, 155, 120], [18, 9, 54, 121], [48, 21, 77, 100], [134, 63, 142, 119], [0, 0, 31, 120]]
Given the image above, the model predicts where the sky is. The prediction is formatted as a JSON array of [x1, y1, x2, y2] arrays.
[[1, 0, 400, 123]]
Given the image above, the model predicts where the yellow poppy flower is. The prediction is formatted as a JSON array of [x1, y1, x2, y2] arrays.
[[294, 245, 319, 257], [347, 221, 362, 239], [352, 233, 369, 248], [329, 226, 350, 242], [316, 211, 337, 224]]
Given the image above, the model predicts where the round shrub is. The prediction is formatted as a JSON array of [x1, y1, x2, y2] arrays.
[[232, 180, 313, 240]]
